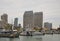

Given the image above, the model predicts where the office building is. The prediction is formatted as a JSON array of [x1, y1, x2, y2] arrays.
[[19, 24, 21, 28], [44, 22, 52, 30], [23, 11, 33, 30], [1, 14, 8, 23], [33, 12, 43, 28], [14, 18, 18, 27]]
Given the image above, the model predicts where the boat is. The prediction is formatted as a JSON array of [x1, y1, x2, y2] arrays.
[[0, 30, 20, 38], [32, 32, 45, 36], [20, 31, 32, 36]]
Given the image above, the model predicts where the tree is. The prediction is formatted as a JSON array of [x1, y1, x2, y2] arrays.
[[4, 24, 12, 30]]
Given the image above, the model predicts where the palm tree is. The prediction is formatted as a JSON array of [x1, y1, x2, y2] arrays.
[[4, 24, 12, 31]]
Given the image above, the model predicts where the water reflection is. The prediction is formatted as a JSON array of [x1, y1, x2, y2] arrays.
[[9, 38, 14, 41], [1, 34, 60, 41], [21, 36, 42, 41], [9, 38, 20, 41], [35, 37, 42, 41], [9, 36, 42, 41], [0, 38, 9, 41]]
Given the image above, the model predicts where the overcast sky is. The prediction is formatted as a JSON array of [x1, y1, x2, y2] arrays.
[[0, 0, 60, 28]]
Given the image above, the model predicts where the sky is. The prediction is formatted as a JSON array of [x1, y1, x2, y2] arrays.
[[0, 0, 60, 28]]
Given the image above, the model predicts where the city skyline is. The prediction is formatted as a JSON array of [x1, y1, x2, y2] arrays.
[[0, 0, 60, 28]]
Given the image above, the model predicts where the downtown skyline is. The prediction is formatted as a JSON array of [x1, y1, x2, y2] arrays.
[[0, 0, 60, 28]]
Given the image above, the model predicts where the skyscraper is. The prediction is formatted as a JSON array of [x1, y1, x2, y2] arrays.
[[0, 21, 4, 29], [44, 22, 52, 30], [14, 18, 18, 27], [23, 11, 33, 30], [33, 12, 43, 28], [1, 13, 8, 23]]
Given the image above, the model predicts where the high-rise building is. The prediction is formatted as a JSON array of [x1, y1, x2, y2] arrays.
[[0, 20, 7, 31], [23, 11, 33, 30], [44, 22, 52, 30], [0, 21, 4, 29], [33, 12, 43, 28], [1, 14, 8, 23], [14, 18, 18, 27]]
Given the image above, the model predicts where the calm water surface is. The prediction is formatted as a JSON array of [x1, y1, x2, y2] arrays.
[[0, 34, 60, 41]]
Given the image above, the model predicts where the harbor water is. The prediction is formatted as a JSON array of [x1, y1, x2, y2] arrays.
[[0, 34, 60, 41]]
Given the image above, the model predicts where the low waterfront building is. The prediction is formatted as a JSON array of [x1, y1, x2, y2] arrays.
[[44, 22, 52, 30]]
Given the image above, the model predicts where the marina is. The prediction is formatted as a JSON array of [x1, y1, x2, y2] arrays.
[[0, 30, 60, 37]]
